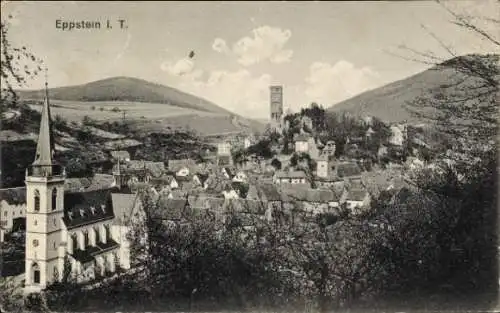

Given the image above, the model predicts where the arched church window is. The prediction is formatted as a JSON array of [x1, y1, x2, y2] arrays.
[[34, 190, 40, 212], [105, 225, 111, 242], [71, 234, 78, 252], [52, 188, 57, 211], [83, 231, 89, 248], [32, 263, 40, 284]]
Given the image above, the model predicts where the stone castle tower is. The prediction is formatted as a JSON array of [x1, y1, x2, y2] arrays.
[[269, 85, 283, 131], [24, 78, 66, 294]]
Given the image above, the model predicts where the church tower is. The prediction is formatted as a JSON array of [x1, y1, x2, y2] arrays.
[[24, 74, 66, 294]]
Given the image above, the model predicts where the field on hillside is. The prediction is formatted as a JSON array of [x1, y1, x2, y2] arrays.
[[29, 100, 222, 122], [28, 100, 264, 136], [133, 114, 249, 136]]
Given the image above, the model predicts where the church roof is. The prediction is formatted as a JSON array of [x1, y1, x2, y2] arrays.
[[72, 238, 119, 264], [33, 82, 55, 167], [63, 188, 118, 229]]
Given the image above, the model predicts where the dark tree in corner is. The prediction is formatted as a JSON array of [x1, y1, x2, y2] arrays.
[[396, 0, 499, 306], [1, 15, 43, 108]]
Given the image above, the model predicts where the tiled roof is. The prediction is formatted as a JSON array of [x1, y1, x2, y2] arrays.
[[224, 167, 235, 178], [153, 197, 191, 221], [223, 199, 265, 214], [346, 189, 369, 202], [72, 239, 119, 264], [150, 174, 176, 186], [110, 150, 130, 160], [0, 187, 26, 205], [111, 193, 139, 225], [217, 155, 232, 166], [294, 134, 309, 142], [145, 162, 166, 177], [194, 173, 209, 185], [63, 188, 118, 229], [188, 195, 225, 211], [167, 159, 197, 172], [282, 185, 340, 203], [276, 170, 307, 179], [337, 162, 362, 178]]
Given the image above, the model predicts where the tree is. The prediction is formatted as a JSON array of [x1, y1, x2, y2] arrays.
[[1, 15, 43, 107], [393, 2, 499, 305], [270, 158, 282, 170]]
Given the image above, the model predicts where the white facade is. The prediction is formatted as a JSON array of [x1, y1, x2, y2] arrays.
[[217, 142, 231, 156], [24, 173, 66, 294], [0, 199, 26, 235], [232, 171, 248, 183], [176, 167, 190, 177], [295, 140, 309, 153], [316, 160, 329, 178]]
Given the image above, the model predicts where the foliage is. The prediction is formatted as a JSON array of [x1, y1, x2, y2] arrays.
[[270, 158, 282, 170], [1, 16, 43, 107], [247, 138, 274, 159], [300, 102, 327, 131]]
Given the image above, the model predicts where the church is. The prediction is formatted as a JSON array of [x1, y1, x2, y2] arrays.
[[23, 81, 141, 294]]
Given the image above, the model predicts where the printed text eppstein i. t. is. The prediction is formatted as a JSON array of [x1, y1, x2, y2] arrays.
[[55, 19, 127, 31]]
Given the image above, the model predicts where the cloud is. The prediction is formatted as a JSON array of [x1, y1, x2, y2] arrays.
[[212, 38, 230, 54], [177, 69, 272, 118], [160, 57, 195, 76], [214, 26, 294, 66], [305, 60, 381, 106]]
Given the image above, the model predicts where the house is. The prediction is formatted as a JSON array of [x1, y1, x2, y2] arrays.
[[315, 155, 331, 178], [294, 134, 310, 154], [365, 127, 375, 138], [308, 138, 320, 159], [389, 124, 407, 146], [280, 185, 341, 216], [150, 174, 179, 190], [188, 195, 225, 220], [321, 140, 336, 158], [152, 197, 192, 224], [110, 150, 130, 162], [344, 189, 371, 214], [222, 184, 240, 199], [23, 84, 140, 294], [0, 187, 27, 240], [217, 141, 232, 156], [244, 136, 254, 149], [192, 173, 210, 189], [167, 159, 198, 177], [274, 170, 308, 185], [405, 156, 425, 171], [221, 167, 236, 180], [232, 170, 248, 183]]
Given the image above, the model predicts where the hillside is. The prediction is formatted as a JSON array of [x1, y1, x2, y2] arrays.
[[18, 76, 228, 114], [328, 54, 499, 124], [17, 76, 265, 135]]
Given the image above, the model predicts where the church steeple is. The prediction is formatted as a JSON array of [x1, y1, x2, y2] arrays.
[[33, 69, 55, 166]]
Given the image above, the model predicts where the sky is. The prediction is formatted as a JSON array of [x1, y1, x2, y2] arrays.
[[2, 1, 499, 119]]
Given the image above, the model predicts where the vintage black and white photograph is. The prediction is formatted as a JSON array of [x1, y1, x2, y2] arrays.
[[0, 1, 498, 312]]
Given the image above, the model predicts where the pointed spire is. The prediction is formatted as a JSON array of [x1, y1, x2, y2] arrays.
[[33, 68, 55, 166]]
